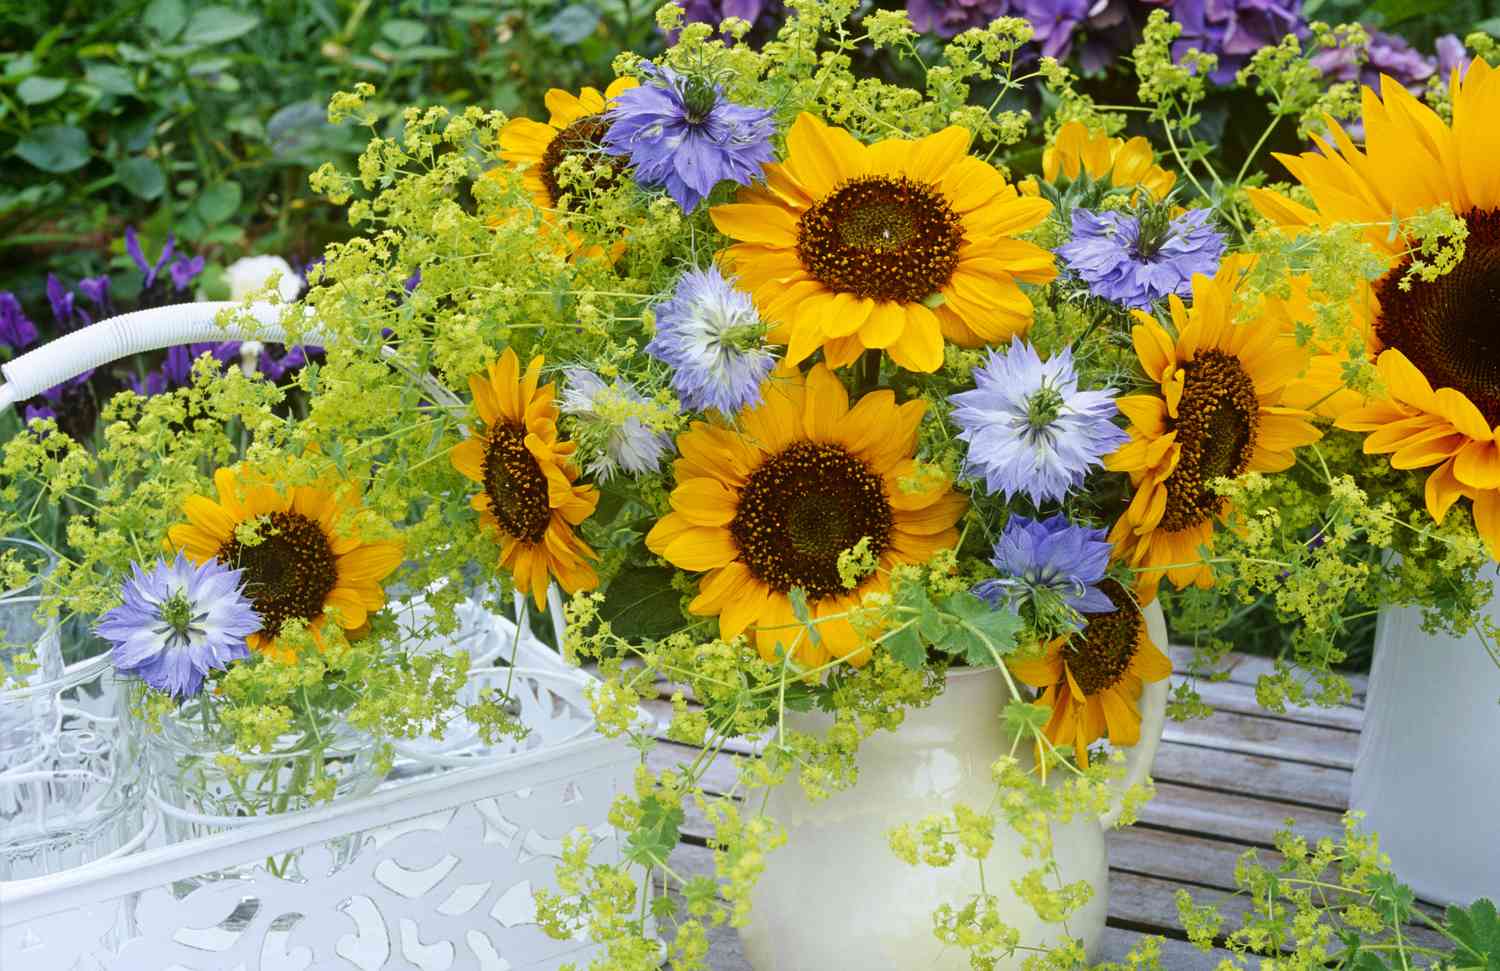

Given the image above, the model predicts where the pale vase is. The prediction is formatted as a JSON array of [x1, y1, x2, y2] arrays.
[[1350, 565, 1500, 904], [740, 602, 1170, 970]]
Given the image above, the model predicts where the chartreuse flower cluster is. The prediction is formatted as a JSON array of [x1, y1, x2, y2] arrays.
[[7, 0, 1500, 966]]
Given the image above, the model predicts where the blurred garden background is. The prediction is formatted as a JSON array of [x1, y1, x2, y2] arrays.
[[3, 0, 1497, 668]]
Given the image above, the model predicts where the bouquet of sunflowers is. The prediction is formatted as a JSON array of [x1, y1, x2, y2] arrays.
[[5, 0, 1499, 966]]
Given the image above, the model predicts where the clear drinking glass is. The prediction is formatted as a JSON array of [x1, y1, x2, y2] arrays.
[[0, 539, 148, 880]]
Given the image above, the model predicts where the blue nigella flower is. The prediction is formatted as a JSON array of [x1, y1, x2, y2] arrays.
[[949, 337, 1130, 506], [559, 367, 674, 481], [972, 514, 1115, 623], [1056, 206, 1225, 310], [95, 554, 261, 699], [0, 293, 38, 351], [604, 63, 776, 213], [646, 266, 776, 415]]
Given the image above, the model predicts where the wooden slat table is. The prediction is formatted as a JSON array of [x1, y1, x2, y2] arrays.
[[642, 648, 1372, 969]]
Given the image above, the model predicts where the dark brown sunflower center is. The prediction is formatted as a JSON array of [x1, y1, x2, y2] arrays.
[[216, 511, 337, 637], [1065, 579, 1142, 696], [1376, 206, 1500, 426], [729, 441, 893, 600], [796, 175, 963, 304], [1159, 349, 1259, 533], [539, 113, 627, 212], [482, 423, 551, 544]]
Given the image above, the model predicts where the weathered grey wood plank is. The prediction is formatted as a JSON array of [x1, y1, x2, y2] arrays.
[[1151, 741, 1350, 810], [1162, 707, 1358, 769], [1168, 645, 1368, 702], [1137, 781, 1346, 846]]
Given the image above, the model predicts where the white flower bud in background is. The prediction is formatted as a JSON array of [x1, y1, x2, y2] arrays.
[[224, 255, 304, 302]]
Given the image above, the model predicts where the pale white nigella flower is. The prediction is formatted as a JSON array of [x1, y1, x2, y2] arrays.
[[559, 368, 673, 481]]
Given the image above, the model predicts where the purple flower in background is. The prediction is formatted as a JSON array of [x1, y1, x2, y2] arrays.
[[0, 293, 38, 351], [972, 514, 1115, 622], [127, 370, 169, 397], [1057, 207, 1225, 309], [1436, 34, 1472, 81], [125, 226, 175, 290], [1158, 0, 1306, 84], [23, 370, 95, 431], [949, 338, 1130, 505], [646, 266, 776, 415], [96, 554, 260, 700], [45, 274, 82, 330], [1311, 27, 1434, 93], [604, 64, 776, 213], [169, 255, 205, 292], [674, 0, 784, 41], [78, 275, 112, 316], [906, 0, 1013, 38]]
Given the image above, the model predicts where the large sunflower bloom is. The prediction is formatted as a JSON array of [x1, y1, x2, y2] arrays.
[[1106, 268, 1322, 597], [168, 467, 404, 663], [450, 348, 600, 610], [495, 78, 638, 258], [1029, 121, 1177, 202], [1246, 62, 1500, 556], [710, 113, 1056, 373], [646, 365, 967, 667], [1009, 579, 1172, 768]]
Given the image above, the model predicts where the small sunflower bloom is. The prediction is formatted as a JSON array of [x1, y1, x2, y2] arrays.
[[711, 113, 1057, 373], [495, 78, 639, 258], [450, 349, 600, 609], [647, 364, 967, 667], [1027, 121, 1177, 203], [1009, 578, 1173, 768], [1106, 268, 1322, 598], [168, 467, 404, 663]]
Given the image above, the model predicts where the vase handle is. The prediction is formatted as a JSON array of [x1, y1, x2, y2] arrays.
[[1099, 600, 1171, 828]]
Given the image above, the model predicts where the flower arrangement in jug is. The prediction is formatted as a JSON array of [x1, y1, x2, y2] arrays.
[[261, 3, 1500, 965], [5, 0, 1500, 965]]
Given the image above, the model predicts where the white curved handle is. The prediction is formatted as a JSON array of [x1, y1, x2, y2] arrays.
[[1099, 600, 1171, 828], [0, 301, 311, 414]]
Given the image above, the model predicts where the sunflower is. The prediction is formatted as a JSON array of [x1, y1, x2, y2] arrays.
[[494, 78, 638, 258], [1246, 63, 1500, 557], [1028, 121, 1177, 202], [168, 467, 404, 663], [646, 364, 967, 667], [709, 113, 1056, 373], [1009, 578, 1172, 768], [450, 348, 600, 610], [1105, 267, 1322, 597]]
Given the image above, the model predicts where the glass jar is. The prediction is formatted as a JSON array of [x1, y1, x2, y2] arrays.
[[146, 693, 380, 876]]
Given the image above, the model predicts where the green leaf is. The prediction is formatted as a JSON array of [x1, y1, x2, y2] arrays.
[[787, 587, 820, 649], [14, 125, 89, 173], [1448, 898, 1500, 967], [1365, 0, 1452, 26], [622, 795, 684, 867], [598, 565, 682, 641], [195, 180, 242, 223], [182, 6, 261, 46], [116, 156, 165, 200], [16, 76, 66, 105], [940, 592, 1022, 666], [380, 18, 427, 46], [84, 63, 136, 96], [1001, 699, 1050, 735], [884, 622, 926, 670], [143, 0, 187, 39], [649, 894, 680, 920], [541, 4, 600, 45]]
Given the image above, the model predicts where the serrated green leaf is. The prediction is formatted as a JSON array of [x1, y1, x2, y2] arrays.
[[788, 587, 820, 648], [598, 565, 681, 641], [622, 795, 684, 867], [649, 894, 679, 920], [942, 591, 1023, 666], [885, 622, 926, 670], [1448, 897, 1500, 967], [1001, 699, 1050, 735]]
